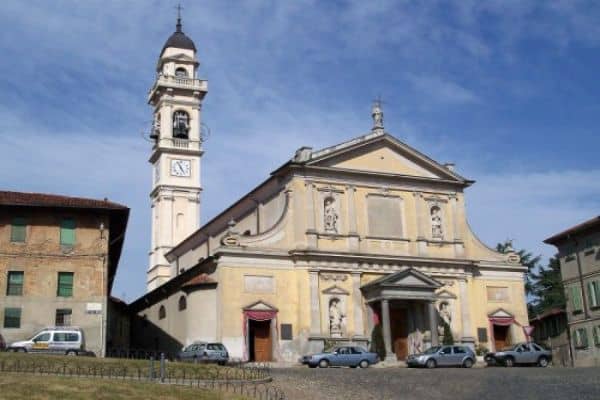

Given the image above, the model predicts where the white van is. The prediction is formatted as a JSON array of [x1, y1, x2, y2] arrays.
[[8, 327, 85, 355]]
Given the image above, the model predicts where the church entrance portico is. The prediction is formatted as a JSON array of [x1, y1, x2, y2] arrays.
[[243, 301, 278, 362], [362, 268, 443, 362]]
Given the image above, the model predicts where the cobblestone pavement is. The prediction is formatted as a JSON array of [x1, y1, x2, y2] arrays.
[[271, 366, 600, 400]]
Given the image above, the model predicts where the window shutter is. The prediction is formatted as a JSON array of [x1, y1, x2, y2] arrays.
[[593, 326, 600, 347], [60, 218, 76, 246], [10, 217, 26, 242], [572, 286, 583, 312], [57, 272, 74, 297], [7, 271, 24, 296], [587, 281, 598, 308]]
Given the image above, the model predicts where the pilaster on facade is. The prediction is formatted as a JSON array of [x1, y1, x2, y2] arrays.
[[351, 271, 365, 337]]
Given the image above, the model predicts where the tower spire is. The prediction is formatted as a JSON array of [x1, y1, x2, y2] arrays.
[[175, 3, 183, 32]]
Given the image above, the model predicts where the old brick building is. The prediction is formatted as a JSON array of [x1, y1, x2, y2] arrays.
[[0, 191, 129, 356]]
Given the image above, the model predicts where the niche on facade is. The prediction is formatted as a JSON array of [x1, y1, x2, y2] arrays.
[[436, 289, 457, 336], [430, 205, 443, 239], [173, 110, 190, 139], [317, 187, 343, 234], [321, 285, 349, 338]]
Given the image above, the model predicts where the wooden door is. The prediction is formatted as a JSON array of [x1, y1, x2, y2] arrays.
[[390, 308, 408, 360], [252, 320, 272, 362], [493, 325, 508, 351]]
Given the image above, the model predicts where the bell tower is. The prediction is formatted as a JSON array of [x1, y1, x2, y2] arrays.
[[147, 13, 207, 291]]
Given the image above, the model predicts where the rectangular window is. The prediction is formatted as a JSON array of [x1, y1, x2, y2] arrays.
[[487, 286, 509, 302], [587, 281, 600, 308], [60, 218, 76, 246], [55, 309, 72, 326], [281, 323, 293, 340], [3, 307, 21, 328], [574, 328, 589, 349], [10, 217, 27, 243], [57, 272, 74, 297], [477, 327, 488, 342], [6, 271, 24, 296], [593, 326, 600, 348], [571, 285, 583, 313]]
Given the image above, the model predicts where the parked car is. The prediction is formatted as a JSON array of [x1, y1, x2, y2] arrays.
[[178, 342, 229, 365], [300, 346, 379, 368], [484, 342, 552, 367], [407, 345, 476, 368], [7, 327, 85, 355]]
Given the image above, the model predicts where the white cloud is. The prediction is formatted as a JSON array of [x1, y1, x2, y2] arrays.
[[407, 75, 480, 105]]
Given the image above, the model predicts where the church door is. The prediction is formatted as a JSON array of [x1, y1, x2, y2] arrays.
[[249, 320, 272, 362], [390, 307, 409, 360], [493, 324, 509, 351]]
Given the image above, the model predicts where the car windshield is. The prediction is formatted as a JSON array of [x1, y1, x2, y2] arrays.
[[502, 344, 519, 351], [423, 346, 441, 355]]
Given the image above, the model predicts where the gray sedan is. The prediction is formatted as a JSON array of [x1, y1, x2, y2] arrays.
[[300, 346, 380, 368], [407, 345, 476, 368]]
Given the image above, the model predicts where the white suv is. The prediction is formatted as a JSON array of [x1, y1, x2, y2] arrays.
[[8, 327, 85, 355]]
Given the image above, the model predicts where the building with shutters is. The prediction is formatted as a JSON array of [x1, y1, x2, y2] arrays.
[[129, 16, 530, 363], [0, 191, 129, 356], [544, 216, 600, 367]]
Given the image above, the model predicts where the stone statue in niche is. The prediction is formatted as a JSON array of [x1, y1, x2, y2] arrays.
[[324, 196, 339, 233], [329, 298, 345, 337], [437, 301, 452, 335], [431, 206, 443, 239], [408, 329, 424, 355]]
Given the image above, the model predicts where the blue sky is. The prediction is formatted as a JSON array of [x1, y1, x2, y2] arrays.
[[1, 1, 599, 301]]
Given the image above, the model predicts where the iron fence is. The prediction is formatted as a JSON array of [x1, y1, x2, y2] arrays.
[[0, 353, 285, 400]]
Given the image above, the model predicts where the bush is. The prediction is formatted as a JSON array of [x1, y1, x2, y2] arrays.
[[370, 324, 386, 360], [442, 322, 454, 345]]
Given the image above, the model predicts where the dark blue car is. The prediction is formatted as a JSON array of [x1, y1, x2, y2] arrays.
[[300, 346, 379, 368]]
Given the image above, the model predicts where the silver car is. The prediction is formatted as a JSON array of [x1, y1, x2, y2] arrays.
[[484, 342, 552, 367], [407, 345, 476, 368], [300, 346, 380, 368], [177, 342, 229, 365]]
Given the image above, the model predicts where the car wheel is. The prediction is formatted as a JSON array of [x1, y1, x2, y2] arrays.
[[504, 357, 514, 367], [538, 357, 549, 368], [66, 350, 77, 356], [426, 359, 436, 369], [318, 359, 329, 368], [463, 358, 473, 368], [358, 360, 369, 369], [17, 348, 27, 353]]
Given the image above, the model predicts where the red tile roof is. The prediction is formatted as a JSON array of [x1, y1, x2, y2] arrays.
[[182, 273, 215, 288], [544, 216, 600, 245], [0, 190, 127, 210]]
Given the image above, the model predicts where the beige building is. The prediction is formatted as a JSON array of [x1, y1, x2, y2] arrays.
[[131, 19, 529, 362], [0, 191, 129, 356], [544, 216, 600, 367]]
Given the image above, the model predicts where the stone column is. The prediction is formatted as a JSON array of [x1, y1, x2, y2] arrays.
[[305, 182, 317, 248], [458, 279, 475, 348], [351, 272, 364, 337], [428, 300, 439, 346], [309, 270, 321, 335], [381, 299, 395, 360]]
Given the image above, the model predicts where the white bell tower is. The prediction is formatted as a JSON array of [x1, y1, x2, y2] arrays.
[[147, 13, 207, 291]]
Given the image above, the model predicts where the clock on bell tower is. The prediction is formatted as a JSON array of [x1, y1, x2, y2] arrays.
[[146, 13, 207, 291]]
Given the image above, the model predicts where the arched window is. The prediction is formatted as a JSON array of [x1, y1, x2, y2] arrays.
[[158, 305, 166, 320], [175, 67, 188, 78], [178, 296, 187, 311], [173, 110, 190, 139]]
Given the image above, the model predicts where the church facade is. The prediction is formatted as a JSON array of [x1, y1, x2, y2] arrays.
[[130, 19, 529, 363]]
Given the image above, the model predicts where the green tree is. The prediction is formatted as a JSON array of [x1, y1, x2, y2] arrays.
[[442, 321, 454, 345], [370, 324, 386, 360], [528, 257, 566, 315]]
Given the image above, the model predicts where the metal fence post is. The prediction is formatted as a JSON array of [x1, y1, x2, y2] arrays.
[[160, 352, 166, 383], [149, 356, 155, 381]]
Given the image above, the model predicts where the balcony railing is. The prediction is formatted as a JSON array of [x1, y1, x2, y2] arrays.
[[150, 75, 208, 94]]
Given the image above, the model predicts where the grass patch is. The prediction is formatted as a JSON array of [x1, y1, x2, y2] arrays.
[[0, 373, 247, 400], [0, 353, 267, 381]]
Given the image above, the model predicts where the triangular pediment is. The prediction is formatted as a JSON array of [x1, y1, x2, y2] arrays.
[[362, 267, 443, 290], [488, 308, 514, 318], [322, 285, 350, 295], [243, 300, 278, 312], [306, 133, 469, 184]]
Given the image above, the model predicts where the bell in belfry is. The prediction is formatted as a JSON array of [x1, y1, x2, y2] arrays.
[[173, 110, 190, 138]]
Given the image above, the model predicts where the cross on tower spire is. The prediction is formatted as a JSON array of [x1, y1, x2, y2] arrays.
[[175, 3, 183, 32]]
